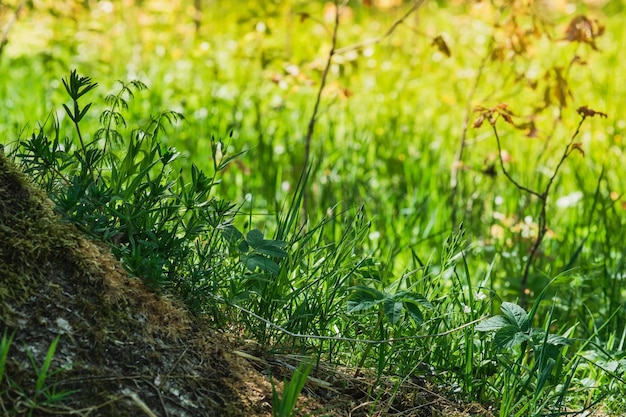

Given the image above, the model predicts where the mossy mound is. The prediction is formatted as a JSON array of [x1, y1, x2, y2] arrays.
[[0, 152, 273, 416]]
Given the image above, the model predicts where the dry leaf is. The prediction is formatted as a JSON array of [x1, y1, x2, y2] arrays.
[[577, 106, 608, 118], [564, 15, 604, 50], [569, 142, 585, 156], [431, 35, 451, 57]]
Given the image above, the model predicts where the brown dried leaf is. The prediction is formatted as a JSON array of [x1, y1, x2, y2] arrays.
[[495, 103, 516, 125], [564, 15, 603, 50], [431, 35, 451, 57], [577, 106, 608, 118], [570, 142, 585, 156]]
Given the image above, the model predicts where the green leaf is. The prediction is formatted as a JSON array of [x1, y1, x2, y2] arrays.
[[222, 224, 243, 245], [545, 333, 571, 346], [77, 102, 93, 122], [62, 103, 76, 122], [259, 238, 287, 248], [403, 301, 424, 326], [255, 246, 288, 258], [494, 326, 530, 350], [243, 254, 280, 275], [536, 357, 556, 394], [476, 315, 510, 332], [238, 240, 250, 253], [534, 343, 561, 367], [246, 229, 265, 247], [347, 286, 385, 313], [383, 298, 404, 324], [501, 302, 530, 331], [399, 292, 433, 309]]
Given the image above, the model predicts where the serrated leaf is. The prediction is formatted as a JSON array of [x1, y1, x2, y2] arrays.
[[222, 224, 243, 245], [347, 286, 385, 313], [501, 302, 530, 331], [255, 246, 288, 258], [476, 315, 511, 332], [246, 229, 265, 247], [404, 301, 424, 326], [399, 292, 433, 309], [243, 254, 280, 275], [494, 326, 530, 350], [384, 298, 403, 324]]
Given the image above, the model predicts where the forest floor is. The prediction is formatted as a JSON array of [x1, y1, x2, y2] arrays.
[[0, 151, 513, 417]]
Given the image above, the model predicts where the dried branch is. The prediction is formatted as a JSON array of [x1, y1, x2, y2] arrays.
[[302, 0, 344, 216], [334, 0, 427, 56], [450, 37, 495, 226], [489, 110, 601, 306]]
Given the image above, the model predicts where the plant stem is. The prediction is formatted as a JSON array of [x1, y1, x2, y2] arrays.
[[302, 0, 342, 217], [450, 37, 494, 226], [492, 115, 588, 306]]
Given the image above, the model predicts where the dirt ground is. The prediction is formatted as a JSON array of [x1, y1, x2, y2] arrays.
[[0, 151, 496, 416]]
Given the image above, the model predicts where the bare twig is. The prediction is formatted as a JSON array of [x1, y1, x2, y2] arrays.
[[449, 37, 495, 226], [334, 0, 427, 56], [491, 112, 594, 306], [491, 124, 542, 198], [302, 0, 344, 216], [302, 0, 427, 216]]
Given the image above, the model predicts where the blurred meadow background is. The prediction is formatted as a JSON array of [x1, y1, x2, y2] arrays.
[[2, 0, 626, 414]]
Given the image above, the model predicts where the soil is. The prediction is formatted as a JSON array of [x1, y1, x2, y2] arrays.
[[0, 151, 494, 416]]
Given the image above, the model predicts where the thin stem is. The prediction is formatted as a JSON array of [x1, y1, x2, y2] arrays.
[[302, 0, 343, 216], [72, 116, 95, 181], [334, 0, 426, 56], [492, 115, 589, 306], [542, 116, 586, 198], [450, 37, 495, 226], [519, 115, 587, 305], [491, 123, 541, 198]]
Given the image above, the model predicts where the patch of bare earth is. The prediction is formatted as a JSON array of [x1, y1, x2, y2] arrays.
[[0, 152, 493, 416]]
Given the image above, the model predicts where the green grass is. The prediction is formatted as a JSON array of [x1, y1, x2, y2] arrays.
[[2, 0, 626, 415]]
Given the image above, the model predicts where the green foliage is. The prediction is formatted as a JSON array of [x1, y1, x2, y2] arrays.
[[11, 71, 240, 308], [271, 360, 313, 417], [348, 285, 432, 327], [0, 333, 75, 416], [223, 226, 288, 275], [1, 1, 626, 415], [476, 293, 578, 416], [0, 330, 14, 385]]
